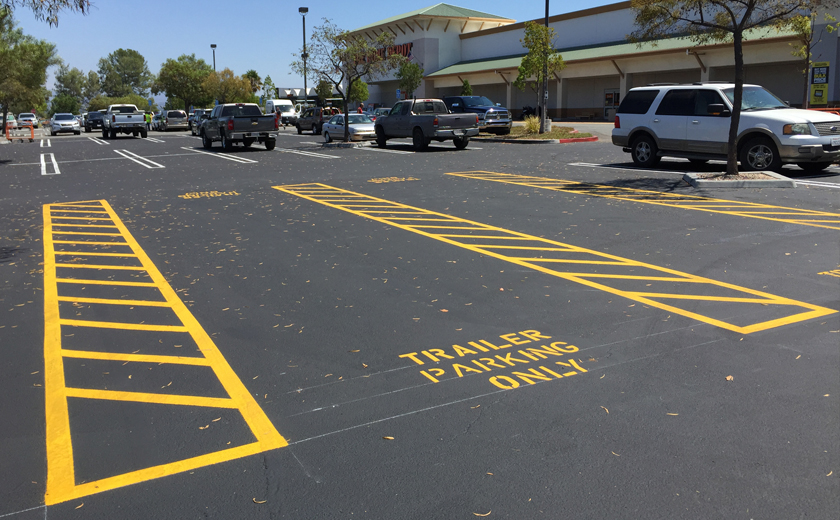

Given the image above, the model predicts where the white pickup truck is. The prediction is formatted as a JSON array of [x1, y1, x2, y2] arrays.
[[102, 104, 147, 139]]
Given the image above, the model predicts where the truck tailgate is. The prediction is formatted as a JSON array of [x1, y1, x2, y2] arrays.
[[436, 114, 476, 130], [232, 116, 275, 132]]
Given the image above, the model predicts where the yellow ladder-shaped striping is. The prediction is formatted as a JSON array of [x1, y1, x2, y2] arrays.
[[273, 184, 836, 334], [43, 200, 286, 505], [446, 171, 840, 230]]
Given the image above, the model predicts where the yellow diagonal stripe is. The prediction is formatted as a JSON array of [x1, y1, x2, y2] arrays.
[[446, 171, 840, 230], [273, 183, 835, 335], [43, 200, 286, 506]]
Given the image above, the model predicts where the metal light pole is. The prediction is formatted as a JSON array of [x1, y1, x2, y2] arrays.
[[541, 0, 551, 133], [210, 44, 217, 72], [299, 7, 308, 104]]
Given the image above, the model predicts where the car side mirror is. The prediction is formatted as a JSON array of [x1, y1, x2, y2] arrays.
[[496, 103, 502, 107], [707, 104, 730, 117]]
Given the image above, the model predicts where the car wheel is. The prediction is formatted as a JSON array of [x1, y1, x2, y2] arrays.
[[85, 126, 90, 133], [201, 131, 212, 149], [221, 132, 233, 151], [630, 135, 660, 167], [412, 128, 428, 151], [264, 138, 276, 151], [110, 129, 117, 139], [296, 124, 302, 135], [797, 162, 831, 174], [375, 128, 387, 148], [102, 129, 108, 139], [739, 136, 781, 171], [74, 131, 80, 135], [498, 128, 511, 136], [324, 131, 331, 143], [140, 128, 148, 138], [454, 136, 470, 150], [314, 124, 321, 135]]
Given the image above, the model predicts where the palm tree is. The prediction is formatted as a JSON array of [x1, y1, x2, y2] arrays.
[[243, 69, 261, 94]]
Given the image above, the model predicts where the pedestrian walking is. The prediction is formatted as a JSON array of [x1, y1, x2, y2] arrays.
[[357, 103, 364, 114], [145, 112, 151, 131]]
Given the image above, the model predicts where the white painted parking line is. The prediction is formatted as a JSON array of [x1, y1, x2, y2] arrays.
[[40, 139, 51, 148], [145, 137, 165, 143], [86, 136, 108, 145], [179, 147, 258, 164], [796, 179, 840, 189], [276, 148, 340, 159], [359, 147, 414, 155], [569, 162, 691, 175], [113, 149, 165, 169], [40, 153, 60, 175]]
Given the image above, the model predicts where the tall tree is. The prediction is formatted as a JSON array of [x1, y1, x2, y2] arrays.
[[243, 69, 261, 94], [152, 53, 213, 111], [460, 79, 472, 96], [87, 93, 158, 112], [630, 0, 832, 174], [291, 19, 405, 141], [513, 21, 565, 133], [97, 48, 151, 97], [396, 61, 424, 99], [0, 0, 89, 26], [48, 92, 77, 115], [53, 63, 84, 100], [202, 68, 252, 104], [0, 11, 59, 127], [82, 69, 99, 107], [262, 74, 277, 100], [314, 78, 332, 104]]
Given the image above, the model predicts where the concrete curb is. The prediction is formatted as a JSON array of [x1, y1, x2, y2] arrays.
[[322, 141, 368, 149], [682, 170, 796, 188], [473, 136, 599, 144]]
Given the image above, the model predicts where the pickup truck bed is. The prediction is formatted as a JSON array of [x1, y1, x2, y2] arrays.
[[200, 103, 278, 151], [374, 99, 479, 151]]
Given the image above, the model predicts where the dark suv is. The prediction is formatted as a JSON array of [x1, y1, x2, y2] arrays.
[[296, 106, 341, 135], [443, 96, 512, 135], [84, 111, 105, 133]]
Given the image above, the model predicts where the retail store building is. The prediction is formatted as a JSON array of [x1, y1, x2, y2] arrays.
[[352, 2, 838, 119]]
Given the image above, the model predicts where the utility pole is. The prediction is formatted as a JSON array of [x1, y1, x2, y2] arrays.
[[300, 7, 309, 104], [541, 0, 551, 133]]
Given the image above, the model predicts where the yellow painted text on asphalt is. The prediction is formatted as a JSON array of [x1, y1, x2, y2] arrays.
[[43, 200, 286, 505], [273, 183, 836, 334]]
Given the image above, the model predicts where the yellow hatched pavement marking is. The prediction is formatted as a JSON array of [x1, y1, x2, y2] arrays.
[[446, 171, 840, 230], [273, 183, 836, 334], [43, 200, 286, 505]]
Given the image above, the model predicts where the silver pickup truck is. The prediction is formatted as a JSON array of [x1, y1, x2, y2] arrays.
[[200, 103, 278, 151], [102, 104, 147, 139], [374, 98, 479, 150]]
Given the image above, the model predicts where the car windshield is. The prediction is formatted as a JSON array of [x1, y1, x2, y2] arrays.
[[722, 86, 788, 111], [220, 105, 262, 117], [167, 111, 186, 118], [88, 112, 103, 120], [461, 96, 495, 107], [7, 115, 15, 120], [347, 114, 373, 124], [111, 106, 137, 113], [54, 114, 74, 121], [278, 106, 294, 113], [18, 114, 34, 119]]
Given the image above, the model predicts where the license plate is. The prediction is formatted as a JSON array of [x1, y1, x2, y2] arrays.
[[455, 130, 464, 136], [831, 136, 840, 147]]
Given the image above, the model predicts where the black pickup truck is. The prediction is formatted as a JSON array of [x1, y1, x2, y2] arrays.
[[199, 103, 278, 151]]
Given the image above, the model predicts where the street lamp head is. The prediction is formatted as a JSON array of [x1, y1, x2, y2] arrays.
[[299, 7, 308, 15], [210, 44, 217, 49]]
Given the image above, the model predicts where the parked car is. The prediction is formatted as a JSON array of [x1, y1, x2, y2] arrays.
[[322, 113, 376, 142], [374, 98, 479, 151], [443, 95, 512, 135], [102, 104, 147, 138], [189, 109, 212, 135], [85, 111, 105, 132], [296, 106, 342, 135], [199, 103, 278, 151], [152, 113, 163, 130], [17, 113, 37, 128], [160, 110, 188, 131], [612, 82, 840, 173], [48, 113, 81, 135]]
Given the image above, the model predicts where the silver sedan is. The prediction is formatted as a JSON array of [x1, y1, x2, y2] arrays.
[[322, 114, 376, 142]]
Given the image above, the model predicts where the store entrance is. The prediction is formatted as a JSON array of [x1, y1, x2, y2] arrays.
[[604, 89, 620, 120]]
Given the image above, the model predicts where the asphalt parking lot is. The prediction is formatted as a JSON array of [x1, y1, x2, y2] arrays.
[[1, 126, 838, 519]]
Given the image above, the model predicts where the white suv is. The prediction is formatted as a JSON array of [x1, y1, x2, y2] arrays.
[[612, 82, 840, 173]]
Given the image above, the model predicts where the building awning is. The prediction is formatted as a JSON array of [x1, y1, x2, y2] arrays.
[[427, 27, 797, 79]]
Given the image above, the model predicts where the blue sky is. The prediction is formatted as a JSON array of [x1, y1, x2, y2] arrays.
[[15, 0, 615, 103]]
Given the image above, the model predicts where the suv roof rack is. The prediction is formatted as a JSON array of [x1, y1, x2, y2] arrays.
[[691, 81, 730, 85], [646, 83, 678, 86]]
